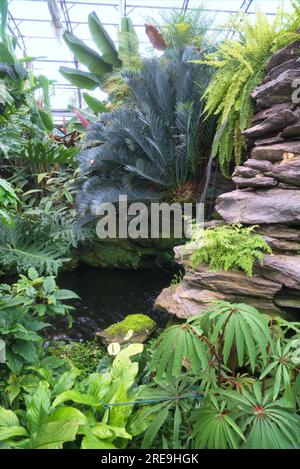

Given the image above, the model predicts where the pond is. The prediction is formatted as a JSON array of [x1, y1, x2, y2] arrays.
[[53, 265, 177, 341]]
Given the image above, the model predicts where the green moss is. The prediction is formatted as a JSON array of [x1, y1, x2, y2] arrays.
[[105, 314, 156, 339], [81, 243, 142, 269]]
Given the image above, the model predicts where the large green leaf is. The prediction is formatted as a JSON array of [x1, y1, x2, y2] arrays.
[[59, 66, 101, 90], [88, 11, 121, 68], [30, 419, 80, 449], [25, 381, 51, 434], [0, 43, 14, 65], [38, 109, 54, 133], [118, 17, 139, 63], [63, 30, 112, 76], [81, 435, 116, 449], [192, 396, 245, 449], [52, 389, 100, 408], [223, 384, 300, 449], [83, 92, 109, 114]]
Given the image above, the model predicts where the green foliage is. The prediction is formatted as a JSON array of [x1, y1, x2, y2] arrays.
[[145, 303, 300, 449], [77, 47, 215, 211], [50, 340, 105, 376], [0, 214, 92, 275], [200, 6, 300, 175], [148, 4, 213, 50], [0, 216, 69, 275], [18, 139, 79, 168], [0, 268, 78, 373], [60, 12, 141, 107], [0, 177, 18, 225], [0, 343, 145, 449], [189, 224, 272, 276]]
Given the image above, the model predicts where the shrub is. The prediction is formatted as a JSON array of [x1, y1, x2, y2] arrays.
[[0, 268, 78, 373]]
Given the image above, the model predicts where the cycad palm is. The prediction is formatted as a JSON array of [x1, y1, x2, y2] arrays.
[[77, 47, 215, 215]]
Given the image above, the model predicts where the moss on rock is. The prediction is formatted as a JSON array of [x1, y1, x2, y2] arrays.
[[96, 314, 156, 345]]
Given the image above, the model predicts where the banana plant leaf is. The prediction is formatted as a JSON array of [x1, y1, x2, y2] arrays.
[[0, 0, 8, 41], [38, 109, 54, 132], [63, 30, 112, 77], [88, 11, 121, 68], [59, 66, 101, 90], [83, 92, 109, 114], [0, 43, 15, 65], [118, 17, 140, 62]]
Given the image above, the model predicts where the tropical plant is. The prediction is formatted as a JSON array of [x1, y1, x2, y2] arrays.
[[0, 213, 92, 275], [147, 5, 213, 51], [0, 268, 78, 374], [144, 302, 300, 449], [0, 343, 145, 448], [189, 223, 272, 276], [0, 178, 18, 225], [199, 5, 300, 175], [0, 0, 54, 131], [60, 12, 141, 107], [76, 47, 215, 213]]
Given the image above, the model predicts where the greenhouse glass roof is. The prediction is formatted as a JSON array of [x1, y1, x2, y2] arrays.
[[6, 0, 294, 121]]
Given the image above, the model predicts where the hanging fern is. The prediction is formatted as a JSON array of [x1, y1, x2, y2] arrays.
[[197, 5, 300, 175]]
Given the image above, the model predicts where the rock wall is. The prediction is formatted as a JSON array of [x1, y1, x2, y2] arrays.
[[156, 42, 300, 318]]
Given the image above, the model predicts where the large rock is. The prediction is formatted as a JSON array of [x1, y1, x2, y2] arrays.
[[263, 236, 300, 253], [155, 282, 281, 318], [242, 109, 298, 139], [266, 157, 300, 186], [266, 41, 300, 73], [96, 314, 156, 345], [251, 141, 300, 161], [252, 103, 292, 124], [155, 283, 225, 318], [265, 57, 300, 82], [258, 224, 300, 241], [185, 264, 282, 299], [254, 136, 284, 147], [255, 254, 300, 291], [234, 166, 260, 178], [232, 176, 278, 189], [244, 159, 274, 172], [251, 69, 300, 109], [216, 189, 300, 225], [280, 121, 300, 138]]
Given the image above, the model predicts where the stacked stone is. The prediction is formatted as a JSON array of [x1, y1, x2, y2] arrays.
[[155, 42, 300, 318]]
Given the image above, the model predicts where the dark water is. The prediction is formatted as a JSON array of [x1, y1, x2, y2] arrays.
[[54, 265, 176, 340]]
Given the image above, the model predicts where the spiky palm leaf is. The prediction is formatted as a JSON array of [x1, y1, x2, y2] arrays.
[[77, 48, 214, 213], [223, 383, 300, 449]]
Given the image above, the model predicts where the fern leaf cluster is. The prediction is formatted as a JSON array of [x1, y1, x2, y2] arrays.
[[200, 6, 300, 175], [189, 224, 272, 276]]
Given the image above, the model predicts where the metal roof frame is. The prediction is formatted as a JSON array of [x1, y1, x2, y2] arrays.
[[5, 0, 288, 122]]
